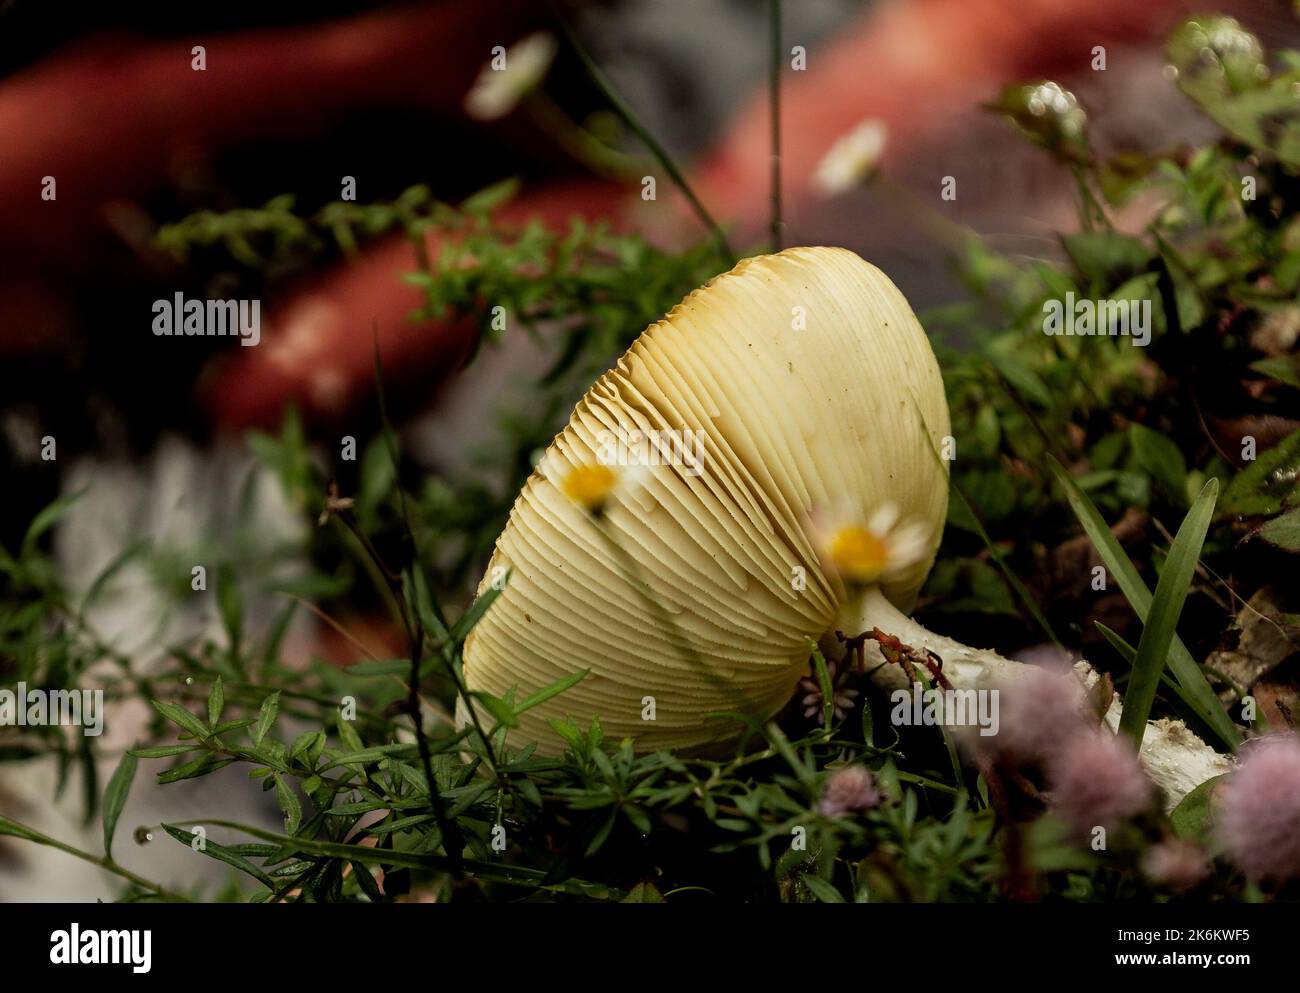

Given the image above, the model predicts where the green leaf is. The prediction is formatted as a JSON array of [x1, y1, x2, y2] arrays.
[[547, 718, 584, 750], [1026, 816, 1099, 873], [1099, 152, 1161, 205], [0, 816, 48, 844], [1062, 232, 1151, 285], [289, 730, 326, 767], [80, 539, 149, 615], [322, 743, 419, 770], [800, 874, 846, 903], [1170, 774, 1228, 841], [449, 579, 508, 642], [21, 487, 87, 559], [213, 718, 256, 736], [988, 352, 1052, 408], [350, 861, 386, 902], [129, 744, 202, 759], [472, 691, 518, 729], [253, 692, 280, 746], [973, 404, 1001, 455], [408, 567, 451, 648], [1221, 429, 1300, 517], [102, 749, 138, 860], [274, 774, 303, 833], [1049, 458, 1239, 749], [1256, 507, 1300, 551], [161, 825, 277, 889], [261, 600, 297, 671], [157, 754, 233, 784], [947, 470, 1015, 529], [1129, 423, 1188, 504], [460, 178, 520, 215], [357, 439, 397, 518], [762, 723, 815, 789], [1251, 354, 1300, 390], [207, 676, 224, 728], [216, 566, 242, 656], [1120, 478, 1218, 745], [515, 669, 588, 716], [150, 699, 209, 740], [336, 713, 364, 753]]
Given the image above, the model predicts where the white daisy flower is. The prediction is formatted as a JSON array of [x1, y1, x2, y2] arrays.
[[812, 502, 930, 586], [812, 119, 888, 197], [464, 32, 558, 121], [537, 449, 648, 516]]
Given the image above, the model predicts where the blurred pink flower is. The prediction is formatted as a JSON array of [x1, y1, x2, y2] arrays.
[[1141, 839, 1209, 891], [979, 666, 1091, 764], [818, 765, 880, 818], [1047, 729, 1152, 831], [1217, 734, 1300, 882]]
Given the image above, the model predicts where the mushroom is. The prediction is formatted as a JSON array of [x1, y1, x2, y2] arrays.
[[462, 246, 1232, 804]]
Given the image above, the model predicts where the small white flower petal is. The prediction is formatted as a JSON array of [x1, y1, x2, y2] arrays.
[[812, 120, 888, 197], [868, 502, 900, 537], [882, 522, 931, 578], [464, 32, 558, 121]]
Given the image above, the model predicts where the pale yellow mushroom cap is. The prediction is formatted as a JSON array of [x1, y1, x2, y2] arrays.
[[462, 246, 950, 753]]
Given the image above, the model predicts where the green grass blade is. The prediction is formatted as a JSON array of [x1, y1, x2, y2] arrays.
[[1119, 478, 1218, 745], [1049, 457, 1238, 749], [809, 639, 835, 731], [1096, 621, 1208, 727]]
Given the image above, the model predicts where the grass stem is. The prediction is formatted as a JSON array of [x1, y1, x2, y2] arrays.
[[552, 5, 734, 262]]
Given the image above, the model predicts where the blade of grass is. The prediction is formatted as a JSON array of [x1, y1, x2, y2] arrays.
[[1119, 478, 1218, 745], [809, 639, 834, 732], [551, 5, 733, 262], [1096, 622, 1216, 735], [1048, 457, 1238, 749]]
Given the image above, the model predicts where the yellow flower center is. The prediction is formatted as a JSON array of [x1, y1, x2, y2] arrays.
[[561, 464, 618, 512], [828, 525, 888, 584]]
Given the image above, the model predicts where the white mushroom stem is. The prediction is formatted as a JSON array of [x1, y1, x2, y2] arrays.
[[844, 586, 1234, 809]]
